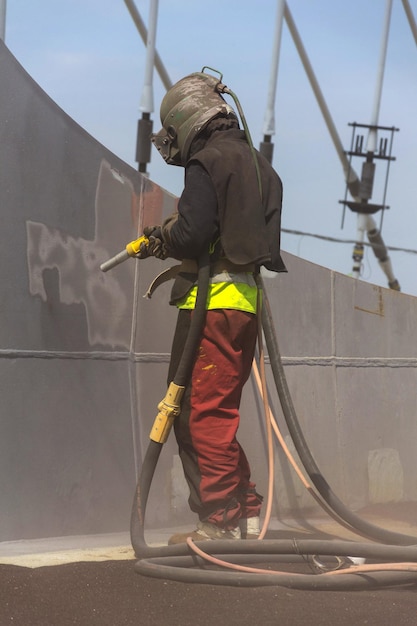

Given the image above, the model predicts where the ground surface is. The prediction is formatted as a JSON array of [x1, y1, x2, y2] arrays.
[[2, 504, 417, 626], [1, 557, 417, 626]]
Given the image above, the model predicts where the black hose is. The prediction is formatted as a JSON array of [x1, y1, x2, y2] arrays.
[[135, 559, 417, 590], [169, 261, 210, 387], [135, 538, 417, 590], [257, 274, 417, 546], [131, 269, 417, 589], [130, 254, 210, 557]]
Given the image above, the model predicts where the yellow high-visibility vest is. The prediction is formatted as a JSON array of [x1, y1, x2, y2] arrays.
[[176, 272, 258, 314]]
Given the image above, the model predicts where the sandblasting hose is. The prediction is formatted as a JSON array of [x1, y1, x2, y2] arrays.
[[257, 274, 417, 546], [131, 274, 417, 590], [130, 253, 210, 558]]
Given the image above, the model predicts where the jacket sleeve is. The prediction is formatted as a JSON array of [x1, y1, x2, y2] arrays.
[[161, 162, 219, 260]]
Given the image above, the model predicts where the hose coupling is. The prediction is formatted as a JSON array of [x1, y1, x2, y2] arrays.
[[149, 382, 185, 444], [126, 235, 149, 257]]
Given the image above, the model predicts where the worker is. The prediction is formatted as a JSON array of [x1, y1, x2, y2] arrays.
[[138, 71, 286, 543]]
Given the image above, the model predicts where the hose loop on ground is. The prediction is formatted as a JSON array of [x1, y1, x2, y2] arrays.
[[130, 271, 417, 589]]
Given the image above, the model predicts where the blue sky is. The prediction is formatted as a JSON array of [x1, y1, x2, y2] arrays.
[[4, 0, 417, 295]]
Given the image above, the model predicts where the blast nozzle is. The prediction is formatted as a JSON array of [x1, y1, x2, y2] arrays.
[[100, 235, 149, 272]]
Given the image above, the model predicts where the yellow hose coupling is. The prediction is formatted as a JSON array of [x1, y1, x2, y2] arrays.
[[126, 235, 149, 257], [149, 382, 185, 444]]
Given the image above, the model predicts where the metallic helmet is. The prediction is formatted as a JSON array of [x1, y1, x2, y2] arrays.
[[151, 71, 237, 166]]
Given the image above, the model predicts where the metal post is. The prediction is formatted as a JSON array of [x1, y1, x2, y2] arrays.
[[260, 0, 285, 164], [283, 2, 360, 197], [351, 213, 367, 279], [136, 0, 159, 174], [123, 0, 172, 91], [140, 0, 158, 117], [351, 0, 399, 288], [367, 0, 393, 153], [401, 0, 417, 46], [283, 1, 398, 288], [0, 0, 6, 41]]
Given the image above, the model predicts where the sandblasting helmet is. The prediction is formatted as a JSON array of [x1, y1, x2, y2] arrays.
[[151, 71, 237, 166]]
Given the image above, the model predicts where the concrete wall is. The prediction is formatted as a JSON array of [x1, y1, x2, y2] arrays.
[[1, 41, 416, 542]]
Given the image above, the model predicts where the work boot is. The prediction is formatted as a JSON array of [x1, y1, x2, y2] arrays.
[[239, 516, 261, 540], [168, 521, 241, 545]]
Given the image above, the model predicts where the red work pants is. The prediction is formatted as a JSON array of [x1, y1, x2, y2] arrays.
[[169, 308, 263, 530]]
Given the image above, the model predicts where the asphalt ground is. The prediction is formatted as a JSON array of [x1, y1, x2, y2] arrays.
[[0, 560, 417, 626], [2, 506, 417, 626], [1, 557, 417, 626]]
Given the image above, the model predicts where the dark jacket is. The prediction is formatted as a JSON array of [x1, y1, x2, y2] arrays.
[[191, 129, 285, 272], [162, 128, 286, 303]]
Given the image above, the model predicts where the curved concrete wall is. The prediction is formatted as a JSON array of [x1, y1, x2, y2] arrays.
[[1, 41, 416, 542]]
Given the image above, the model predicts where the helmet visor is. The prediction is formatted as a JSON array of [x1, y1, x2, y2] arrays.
[[151, 126, 182, 166]]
